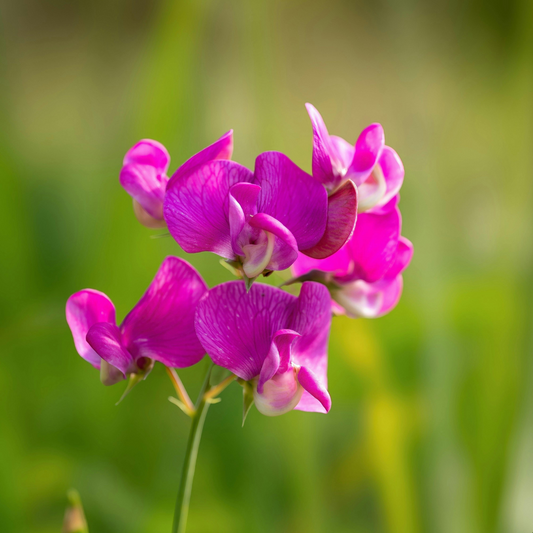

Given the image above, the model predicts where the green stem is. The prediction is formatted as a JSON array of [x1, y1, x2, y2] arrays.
[[172, 363, 213, 533]]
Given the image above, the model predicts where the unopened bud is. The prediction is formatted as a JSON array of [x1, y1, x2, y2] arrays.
[[62, 489, 88, 533]]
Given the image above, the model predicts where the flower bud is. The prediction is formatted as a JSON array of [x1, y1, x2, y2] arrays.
[[62, 489, 88, 533]]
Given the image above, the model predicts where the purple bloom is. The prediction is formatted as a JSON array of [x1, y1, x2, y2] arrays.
[[66, 257, 207, 385], [164, 151, 328, 281], [195, 281, 332, 416], [119, 131, 233, 228], [292, 197, 413, 318], [306, 103, 404, 215]]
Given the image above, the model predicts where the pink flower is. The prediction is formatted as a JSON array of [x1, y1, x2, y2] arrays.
[[292, 197, 413, 318], [195, 281, 332, 416], [65, 257, 207, 385], [119, 131, 233, 228], [164, 152, 330, 282], [306, 103, 404, 214]]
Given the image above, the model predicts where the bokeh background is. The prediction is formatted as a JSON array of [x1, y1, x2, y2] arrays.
[[1, 0, 532, 531]]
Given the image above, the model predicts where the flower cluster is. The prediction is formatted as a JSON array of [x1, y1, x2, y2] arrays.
[[66, 104, 412, 417]]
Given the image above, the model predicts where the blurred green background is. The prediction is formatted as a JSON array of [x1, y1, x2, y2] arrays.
[[1, 0, 532, 531]]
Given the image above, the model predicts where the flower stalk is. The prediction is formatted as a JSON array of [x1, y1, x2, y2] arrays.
[[204, 373, 236, 401], [172, 363, 214, 533], [166, 367, 195, 416]]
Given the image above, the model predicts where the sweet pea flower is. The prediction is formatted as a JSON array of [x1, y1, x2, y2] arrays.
[[66, 257, 207, 385], [119, 131, 233, 228], [164, 152, 329, 282], [306, 103, 404, 215], [195, 281, 332, 416], [292, 197, 413, 318]]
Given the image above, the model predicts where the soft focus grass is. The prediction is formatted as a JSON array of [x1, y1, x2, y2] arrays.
[[0, 0, 532, 532]]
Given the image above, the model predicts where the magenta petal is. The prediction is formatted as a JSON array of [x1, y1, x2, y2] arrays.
[[258, 328, 301, 392], [306, 103, 340, 189], [123, 139, 170, 175], [297, 366, 331, 413], [385, 236, 413, 280], [249, 213, 299, 271], [66, 289, 116, 369], [301, 179, 357, 259], [254, 367, 303, 416], [228, 202, 245, 255], [291, 252, 320, 278], [120, 164, 166, 220], [195, 281, 296, 380], [331, 231, 411, 318], [132, 199, 167, 229], [229, 193, 247, 255], [164, 160, 253, 258], [121, 257, 208, 368], [289, 282, 332, 413], [342, 208, 401, 283], [333, 280, 385, 318], [292, 242, 353, 278], [378, 276, 404, 316], [274, 329, 301, 372], [369, 194, 400, 215], [377, 146, 404, 206], [230, 182, 260, 217], [356, 123, 385, 155], [334, 275, 404, 318], [255, 151, 328, 250], [329, 135, 355, 171], [86, 322, 133, 376], [195, 281, 332, 416], [229, 183, 261, 256], [289, 282, 331, 368], [167, 130, 234, 187], [347, 123, 385, 185], [258, 342, 280, 394]]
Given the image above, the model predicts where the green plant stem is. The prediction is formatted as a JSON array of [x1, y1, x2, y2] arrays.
[[172, 363, 213, 533]]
